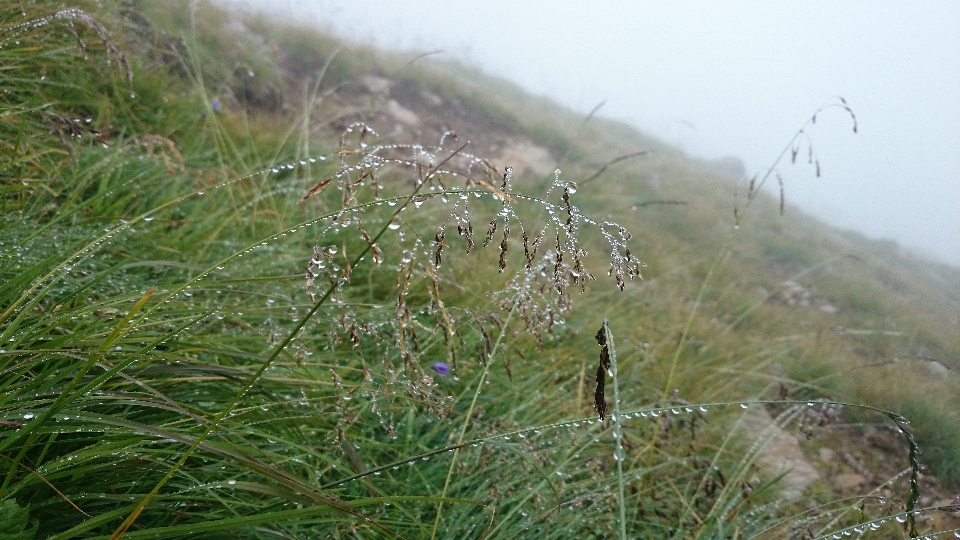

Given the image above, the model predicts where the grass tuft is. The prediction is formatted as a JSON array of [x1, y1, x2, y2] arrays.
[[2, 1, 959, 538]]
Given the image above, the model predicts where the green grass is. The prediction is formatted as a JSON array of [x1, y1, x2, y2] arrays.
[[2, 1, 960, 538]]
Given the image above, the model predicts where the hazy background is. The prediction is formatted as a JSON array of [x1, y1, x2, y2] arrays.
[[218, 0, 960, 267]]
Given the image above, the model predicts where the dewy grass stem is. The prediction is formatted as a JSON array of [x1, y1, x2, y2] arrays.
[[604, 319, 627, 540], [430, 300, 518, 540]]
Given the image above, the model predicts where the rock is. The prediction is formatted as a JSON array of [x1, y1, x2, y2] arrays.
[[492, 139, 554, 178], [387, 99, 420, 126], [363, 75, 391, 95], [736, 407, 820, 501], [833, 472, 866, 491], [776, 280, 839, 315], [420, 91, 443, 107], [926, 360, 950, 376]]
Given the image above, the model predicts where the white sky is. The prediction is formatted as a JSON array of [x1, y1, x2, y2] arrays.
[[218, 0, 960, 266]]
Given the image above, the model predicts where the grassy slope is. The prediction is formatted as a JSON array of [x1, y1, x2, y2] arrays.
[[2, 1, 959, 538]]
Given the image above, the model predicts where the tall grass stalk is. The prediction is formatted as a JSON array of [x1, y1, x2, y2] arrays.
[[646, 98, 857, 467], [430, 300, 517, 540], [604, 318, 627, 540]]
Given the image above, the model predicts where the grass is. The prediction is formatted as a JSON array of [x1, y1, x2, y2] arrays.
[[2, 1, 960, 538]]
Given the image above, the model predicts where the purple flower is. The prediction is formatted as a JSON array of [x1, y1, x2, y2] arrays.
[[211, 99, 222, 113], [431, 362, 450, 377]]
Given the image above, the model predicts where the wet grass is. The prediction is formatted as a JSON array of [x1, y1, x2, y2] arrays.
[[2, 1, 960, 538]]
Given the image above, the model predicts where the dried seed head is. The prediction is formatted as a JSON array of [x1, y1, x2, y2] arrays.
[[483, 218, 498, 247], [498, 226, 509, 273], [434, 228, 446, 268], [594, 365, 607, 420]]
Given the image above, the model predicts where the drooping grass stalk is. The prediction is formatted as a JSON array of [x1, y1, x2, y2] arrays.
[[430, 299, 518, 540], [645, 100, 857, 470]]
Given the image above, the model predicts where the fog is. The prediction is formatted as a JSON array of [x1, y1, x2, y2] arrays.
[[219, 0, 960, 266]]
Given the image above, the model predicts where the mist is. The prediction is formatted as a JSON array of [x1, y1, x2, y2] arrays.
[[219, 0, 960, 266]]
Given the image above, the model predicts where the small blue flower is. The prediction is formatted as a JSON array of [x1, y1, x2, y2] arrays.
[[211, 99, 222, 113], [432, 362, 450, 377]]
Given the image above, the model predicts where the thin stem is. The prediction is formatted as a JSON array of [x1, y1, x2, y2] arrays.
[[431, 300, 518, 540], [644, 108, 825, 472], [605, 319, 627, 540]]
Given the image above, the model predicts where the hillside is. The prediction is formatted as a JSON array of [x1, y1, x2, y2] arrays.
[[2, 1, 960, 538]]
